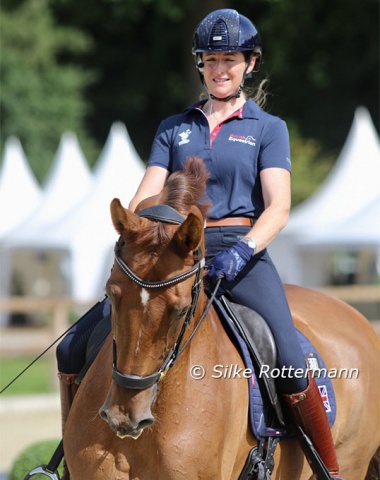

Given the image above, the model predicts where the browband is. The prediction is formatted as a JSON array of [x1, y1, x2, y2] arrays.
[[138, 205, 185, 225]]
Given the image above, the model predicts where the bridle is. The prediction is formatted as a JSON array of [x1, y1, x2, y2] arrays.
[[112, 204, 213, 391]]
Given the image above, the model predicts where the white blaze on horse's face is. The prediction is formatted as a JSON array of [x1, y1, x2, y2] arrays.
[[140, 288, 150, 310]]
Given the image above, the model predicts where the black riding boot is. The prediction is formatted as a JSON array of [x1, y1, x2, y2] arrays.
[[57, 372, 79, 480]]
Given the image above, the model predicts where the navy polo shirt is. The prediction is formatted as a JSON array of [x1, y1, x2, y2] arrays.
[[147, 98, 291, 219]]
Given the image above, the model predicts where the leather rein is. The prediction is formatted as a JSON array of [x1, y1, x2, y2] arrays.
[[112, 205, 217, 391]]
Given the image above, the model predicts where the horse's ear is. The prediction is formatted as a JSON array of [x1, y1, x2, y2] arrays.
[[110, 198, 140, 235], [172, 212, 203, 254]]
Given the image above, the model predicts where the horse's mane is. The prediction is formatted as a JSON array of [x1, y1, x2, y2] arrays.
[[160, 156, 211, 218], [133, 157, 211, 247], [134, 157, 211, 250]]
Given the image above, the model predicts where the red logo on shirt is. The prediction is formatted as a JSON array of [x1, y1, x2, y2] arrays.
[[229, 134, 256, 146]]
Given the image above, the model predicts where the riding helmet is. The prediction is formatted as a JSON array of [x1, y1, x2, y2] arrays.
[[192, 9, 261, 72]]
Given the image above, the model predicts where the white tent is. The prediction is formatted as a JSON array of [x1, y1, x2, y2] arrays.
[[0, 137, 42, 238], [0, 137, 42, 325], [269, 106, 380, 286], [297, 194, 380, 286], [12, 132, 94, 234], [301, 194, 380, 250], [0, 133, 95, 317], [3, 123, 145, 303]]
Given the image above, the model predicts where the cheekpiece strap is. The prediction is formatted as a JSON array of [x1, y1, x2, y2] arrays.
[[138, 205, 185, 225]]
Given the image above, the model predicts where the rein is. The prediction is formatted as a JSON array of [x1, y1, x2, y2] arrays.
[[112, 204, 213, 391]]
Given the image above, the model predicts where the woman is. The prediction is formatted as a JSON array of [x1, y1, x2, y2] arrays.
[[57, 9, 342, 479], [129, 9, 343, 480]]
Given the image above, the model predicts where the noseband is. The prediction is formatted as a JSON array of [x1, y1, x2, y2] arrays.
[[112, 205, 206, 391]]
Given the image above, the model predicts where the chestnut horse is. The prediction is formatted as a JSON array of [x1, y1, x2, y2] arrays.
[[64, 158, 380, 479]]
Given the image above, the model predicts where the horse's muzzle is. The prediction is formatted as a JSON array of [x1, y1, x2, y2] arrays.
[[99, 405, 154, 440]]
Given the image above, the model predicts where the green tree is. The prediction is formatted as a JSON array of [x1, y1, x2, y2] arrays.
[[50, 0, 227, 167], [239, 0, 379, 152], [1, 0, 378, 203], [287, 123, 334, 206], [0, 0, 96, 182]]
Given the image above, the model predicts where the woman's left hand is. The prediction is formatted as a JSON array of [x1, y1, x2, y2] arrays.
[[206, 240, 254, 284]]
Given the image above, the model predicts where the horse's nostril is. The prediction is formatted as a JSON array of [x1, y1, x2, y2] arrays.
[[99, 407, 108, 421], [138, 417, 154, 431]]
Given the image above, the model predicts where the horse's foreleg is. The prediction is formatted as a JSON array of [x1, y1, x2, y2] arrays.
[[271, 439, 307, 480]]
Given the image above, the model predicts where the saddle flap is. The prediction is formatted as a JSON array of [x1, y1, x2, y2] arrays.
[[216, 295, 286, 426], [222, 298, 277, 368]]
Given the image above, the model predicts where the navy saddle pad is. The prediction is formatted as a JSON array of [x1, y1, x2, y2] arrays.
[[218, 305, 337, 440]]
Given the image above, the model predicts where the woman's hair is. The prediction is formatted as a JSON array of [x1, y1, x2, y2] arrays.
[[243, 77, 269, 109], [242, 51, 268, 108]]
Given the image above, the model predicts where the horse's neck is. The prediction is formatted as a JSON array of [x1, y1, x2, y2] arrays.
[[158, 303, 247, 419], [186, 303, 236, 365]]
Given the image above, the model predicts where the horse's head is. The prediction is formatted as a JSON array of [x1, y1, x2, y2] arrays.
[[99, 157, 210, 439]]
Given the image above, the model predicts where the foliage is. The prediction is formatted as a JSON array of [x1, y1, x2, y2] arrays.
[[1, 0, 378, 201], [0, 355, 53, 396], [288, 123, 334, 206], [0, 0, 97, 182], [48, 0, 204, 166], [9, 439, 63, 480], [239, 0, 379, 151]]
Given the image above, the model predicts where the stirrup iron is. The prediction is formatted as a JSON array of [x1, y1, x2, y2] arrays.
[[24, 464, 60, 480]]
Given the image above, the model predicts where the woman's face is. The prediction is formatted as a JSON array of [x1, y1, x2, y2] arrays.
[[201, 51, 255, 99]]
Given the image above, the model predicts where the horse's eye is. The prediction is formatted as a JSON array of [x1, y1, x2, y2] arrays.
[[106, 284, 122, 305], [177, 306, 189, 321]]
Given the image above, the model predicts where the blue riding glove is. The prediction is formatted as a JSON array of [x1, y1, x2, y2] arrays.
[[206, 240, 254, 285]]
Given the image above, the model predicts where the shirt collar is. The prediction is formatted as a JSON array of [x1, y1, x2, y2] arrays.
[[187, 98, 260, 120]]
